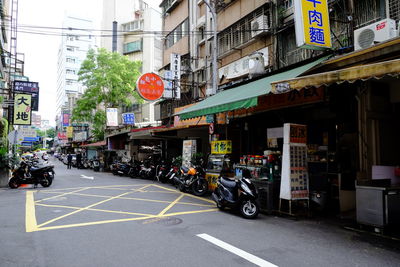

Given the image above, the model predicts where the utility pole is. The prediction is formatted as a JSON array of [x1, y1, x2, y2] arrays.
[[204, 0, 218, 96]]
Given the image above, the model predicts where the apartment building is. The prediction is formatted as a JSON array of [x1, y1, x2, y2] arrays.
[[55, 15, 96, 131], [158, 0, 191, 124], [101, 0, 162, 126]]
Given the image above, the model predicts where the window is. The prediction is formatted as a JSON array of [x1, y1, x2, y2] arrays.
[[66, 46, 75, 52], [66, 69, 76, 75], [283, 0, 293, 9], [122, 20, 143, 32], [123, 39, 143, 54], [164, 19, 189, 49], [218, 5, 271, 55], [66, 58, 76, 63], [66, 79, 76, 85]]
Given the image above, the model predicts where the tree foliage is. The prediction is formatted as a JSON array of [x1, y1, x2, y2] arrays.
[[72, 48, 142, 141]]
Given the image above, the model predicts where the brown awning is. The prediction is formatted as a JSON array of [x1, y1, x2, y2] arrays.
[[81, 140, 106, 147], [271, 58, 400, 93]]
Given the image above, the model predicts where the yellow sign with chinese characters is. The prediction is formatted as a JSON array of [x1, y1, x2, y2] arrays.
[[294, 0, 331, 49], [211, 140, 232, 154], [13, 94, 32, 125], [66, 126, 73, 138]]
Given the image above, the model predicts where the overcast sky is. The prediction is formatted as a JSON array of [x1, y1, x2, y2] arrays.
[[17, 0, 161, 126]]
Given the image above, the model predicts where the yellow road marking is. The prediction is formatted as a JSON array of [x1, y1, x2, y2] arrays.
[[41, 184, 149, 192], [26, 191, 38, 232], [35, 216, 157, 232], [35, 187, 89, 203], [158, 194, 185, 216], [36, 203, 153, 217], [38, 191, 214, 207], [152, 184, 216, 204], [164, 208, 218, 217], [37, 184, 151, 228], [34, 209, 218, 232], [28, 183, 217, 232]]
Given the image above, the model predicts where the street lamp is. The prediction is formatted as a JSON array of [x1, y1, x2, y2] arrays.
[[204, 0, 218, 96]]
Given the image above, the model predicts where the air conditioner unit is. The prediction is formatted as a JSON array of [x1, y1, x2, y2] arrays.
[[251, 15, 269, 38], [354, 18, 397, 51]]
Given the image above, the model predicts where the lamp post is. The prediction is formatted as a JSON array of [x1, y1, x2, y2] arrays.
[[204, 0, 218, 96]]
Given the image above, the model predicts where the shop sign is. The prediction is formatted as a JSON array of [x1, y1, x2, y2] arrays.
[[283, 124, 307, 144], [13, 81, 40, 111], [122, 113, 135, 125], [294, 0, 332, 49], [62, 113, 70, 127], [174, 105, 226, 127], [163, 70, 181, 99], [106, 108, 118, 127], [66, 126, 73, 139], [206, 114, 214, 123], [137, 73, 165, 101], [182, 140, 197, 168], [13, 94, 32, 125], [218, 47, 269, 80], [73, 131, 87, 141], [211, 140, 232, 154], [57, 132, 67, 140], [227, 87, 324, 118], [280, 123, 309, 200]]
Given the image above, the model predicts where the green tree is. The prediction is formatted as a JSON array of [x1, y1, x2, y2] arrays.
[[72, 48, 142, 141], [36, 127, 56, 139]]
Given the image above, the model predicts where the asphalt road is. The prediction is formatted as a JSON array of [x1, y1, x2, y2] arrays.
[[1, 157, 400, 267]]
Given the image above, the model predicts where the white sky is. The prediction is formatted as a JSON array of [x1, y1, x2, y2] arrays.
[[17, 0, 161, 126]]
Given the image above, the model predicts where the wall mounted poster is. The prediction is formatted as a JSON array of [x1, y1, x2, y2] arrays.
[[280, 123, 309, 200]]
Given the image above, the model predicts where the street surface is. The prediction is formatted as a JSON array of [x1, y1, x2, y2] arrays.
[[1, 157, 400, 267]]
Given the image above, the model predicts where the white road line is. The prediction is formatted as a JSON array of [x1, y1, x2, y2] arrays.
[[80, 174, 94, 180], [197, 233, 278, 267]]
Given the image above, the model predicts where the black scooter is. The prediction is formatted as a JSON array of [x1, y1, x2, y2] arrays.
[[9, 161, 55, 189], [211, 170, 259, 219]]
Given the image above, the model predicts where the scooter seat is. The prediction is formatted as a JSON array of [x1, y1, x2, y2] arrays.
[[220, 177, 236, 188], [181, 166, 189, 173]]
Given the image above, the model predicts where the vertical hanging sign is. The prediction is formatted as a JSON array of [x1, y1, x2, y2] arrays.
[[294, 0, 331, 49], [106, 108, 119, 126], [13, 94, 32, 125], [169, 53, 181, 99]]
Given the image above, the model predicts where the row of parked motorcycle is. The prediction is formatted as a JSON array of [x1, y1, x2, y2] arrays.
[[8, 152, 55, 189], [54, 153, 101, 171], [110, 158, 209, 197], [110, 158, 260, 219]]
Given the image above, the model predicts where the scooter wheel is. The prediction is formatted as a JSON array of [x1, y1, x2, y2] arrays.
[[40, 178, 52, 187], [8, 178, 20, 189], [192, 179, 208, 196], [239, 200, 259, 219]]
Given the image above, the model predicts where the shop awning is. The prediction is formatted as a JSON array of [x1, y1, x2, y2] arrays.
[[81, 140, 107, 147], [175, 57, 328, 120], [271, 58, 400, 93]]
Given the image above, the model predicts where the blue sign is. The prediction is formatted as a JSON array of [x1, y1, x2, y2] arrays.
[[24, 137, 38, 142], [122, 113, 135, 125]]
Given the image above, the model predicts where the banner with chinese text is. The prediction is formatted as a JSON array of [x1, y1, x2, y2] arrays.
[[13, 94, 32, 125], [294, 0, 331, 49]]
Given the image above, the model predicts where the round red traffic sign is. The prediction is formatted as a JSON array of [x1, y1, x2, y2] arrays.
[[136, 73, 165, 101]]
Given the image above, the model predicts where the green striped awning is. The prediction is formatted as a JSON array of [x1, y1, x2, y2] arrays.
[[175, 57, 328, 120]]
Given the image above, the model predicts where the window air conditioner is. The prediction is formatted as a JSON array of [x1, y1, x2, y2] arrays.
[[250, 15, 269, 38], [354, 18, 397, 51]]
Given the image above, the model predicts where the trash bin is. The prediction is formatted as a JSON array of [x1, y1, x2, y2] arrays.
[[310, 191, 327, 211]]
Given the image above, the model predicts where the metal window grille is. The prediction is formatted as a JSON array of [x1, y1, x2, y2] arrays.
[[389, 0, 400, 21], [218, 4, 271, 56]]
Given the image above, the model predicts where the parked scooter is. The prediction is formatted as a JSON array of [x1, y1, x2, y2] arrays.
[[9, 161, 55, 189], [211, 169, 259, 219], [172, 162, 208, 196], [128, 160, 142, 178], [93, 158, 100, 172], [155, 160, 170, 183], [139, 158, 156, 180]]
